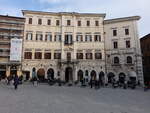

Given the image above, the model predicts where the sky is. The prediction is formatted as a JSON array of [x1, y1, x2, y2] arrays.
[[0, 0, 149, 37]]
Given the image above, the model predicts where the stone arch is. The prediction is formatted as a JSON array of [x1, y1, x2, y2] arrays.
[[107, 72, 115, 83], [119, 72, 126, 83], [37, 68, 45, 81], [65, 67, 73, 82], [99, 71, 105, 85], [32, 67, 36, 78], [77, 70, 84, 81], [127, 56, 132, 64], [10, 65, 17, 76], [99, 71, 105, 79], [90, 70, 97, 80], [47, 68, 54, 80]]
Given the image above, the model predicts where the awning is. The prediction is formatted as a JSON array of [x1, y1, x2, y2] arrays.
[[128, 71, 137, 77]]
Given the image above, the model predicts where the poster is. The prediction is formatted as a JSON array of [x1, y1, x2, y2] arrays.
[[10, 39, 22, 61]]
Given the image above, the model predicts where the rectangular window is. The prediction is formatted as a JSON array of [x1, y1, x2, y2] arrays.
[[85, 35, 92, 42], [38, 19, 42, 25], [47, 19, 51, 25], [54, 34, 61, 42], [65, 34, 73, 45], [113, 41, 118, 49], [54, 53, 61, 59], [36, 34, 43, 41], [87, 21, 90, 26], [78, 21, 81, 26], [67, 20, 71, 26], [94, 35, 101, 42], [113, 29, 117, 36], [76, 35, 83, 42], [35, 52, 42, 59], [67, 52, 71, 61], [77, 53, 83, 59], [86, 53, 93, 59], [45, 34, 52, 41], [95, 21, 99, 26], [26, 33, 32, 40], [44, 53, 51, 59], [125, 28, 129, 35], [126, 40, 130, 48], [56, 20, 60, 26], [95, 53, 102, 59], [24, 52, 32, 59], [29, 18, 32, 24]]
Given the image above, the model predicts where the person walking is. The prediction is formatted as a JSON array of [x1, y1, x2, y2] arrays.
[[13, 75, 19, 90]]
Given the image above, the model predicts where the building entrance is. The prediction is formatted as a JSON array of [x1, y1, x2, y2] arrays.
[[65, 67, 73, 82], [47, 68, 54, 80], [37, 68, 45, 82]]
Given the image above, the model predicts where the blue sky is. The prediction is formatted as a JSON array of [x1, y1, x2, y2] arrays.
[[0, 0, 149, 37]]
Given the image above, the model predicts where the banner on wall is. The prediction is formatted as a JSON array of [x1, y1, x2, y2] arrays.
[[10, 39, 22, 61]]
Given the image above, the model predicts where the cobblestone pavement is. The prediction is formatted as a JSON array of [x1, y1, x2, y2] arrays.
[[0, 82, 149, 113]]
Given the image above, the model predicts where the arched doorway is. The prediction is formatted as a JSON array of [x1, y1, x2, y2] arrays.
[[77, 70, 83, 81], [10, 66, 17, 76], [32, 67, 36, 78], [24, 71, 30, 80], [99, 71, 105, 85], [119, 73, 126, 84], [47, 68, 54, 80], [65, 67, 73, 82], [90, 70, 97, 80], [0, 65, 6, 79], [107, 72, 115, 83], [37, 68, 45, 81]]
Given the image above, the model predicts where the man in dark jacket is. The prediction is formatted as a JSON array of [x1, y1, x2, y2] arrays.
[[14, 75, 19, 90]]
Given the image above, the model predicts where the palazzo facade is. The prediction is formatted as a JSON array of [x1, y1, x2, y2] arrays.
[[21, 10, 143, 84]]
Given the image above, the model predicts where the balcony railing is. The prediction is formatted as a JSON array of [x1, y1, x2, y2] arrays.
[[0, 53, 10, 57]]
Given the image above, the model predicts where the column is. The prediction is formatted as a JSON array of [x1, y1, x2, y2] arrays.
[[6, 66, 10, 77], [17, 66, 22, 77]]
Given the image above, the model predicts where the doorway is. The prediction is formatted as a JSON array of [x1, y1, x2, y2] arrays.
[[65, 67, 73, 82]]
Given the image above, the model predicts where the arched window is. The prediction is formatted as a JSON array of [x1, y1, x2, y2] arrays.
[[127, 56, 132, 64], [114, 57, 119, 64]]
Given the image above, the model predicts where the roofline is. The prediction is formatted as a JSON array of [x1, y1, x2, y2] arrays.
[[140, 33, 150, 41], [104, 16, 141, 24], [0, 14, 25, 20], [22, 10, 106, 18]]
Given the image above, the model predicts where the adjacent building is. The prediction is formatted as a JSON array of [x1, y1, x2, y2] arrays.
[[0, 15, 25, 78], [21, 10, 144, 84], [140, 34, 150, 83], [104, 16, 143, 84]]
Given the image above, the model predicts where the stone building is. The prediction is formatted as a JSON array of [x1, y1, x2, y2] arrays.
[[140, 34, 150, 83], [21, 10, 143, 84], [0, 15, 25, 78], [104, 16, 143, 84]]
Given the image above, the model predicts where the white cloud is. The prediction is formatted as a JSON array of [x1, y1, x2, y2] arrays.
[[41, 0, 150, 37], [0, 6, 21, 16]]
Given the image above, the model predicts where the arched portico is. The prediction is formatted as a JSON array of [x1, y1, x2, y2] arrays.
[[65, 67, 73, 82], [47, 68, 54, 80], [37, 68, 45, 81]]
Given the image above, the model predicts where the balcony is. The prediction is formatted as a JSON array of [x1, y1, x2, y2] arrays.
[[58, 59, 79, 66], [0, 27, 24, 31], [0, 53, 10, 57], [0, 20, 24, 24], [64, 41, 73, 46], [0, 40, 10, 44]]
